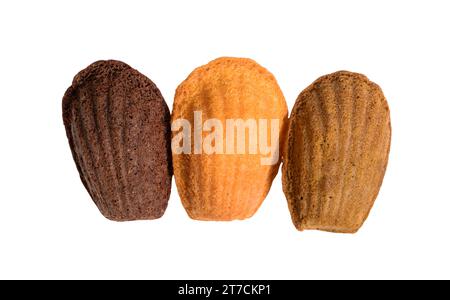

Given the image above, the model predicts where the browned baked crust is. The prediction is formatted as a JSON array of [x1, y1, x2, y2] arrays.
[[282, 71, 391, 233]]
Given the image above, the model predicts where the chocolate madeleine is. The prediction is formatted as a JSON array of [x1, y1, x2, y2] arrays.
[[62, 60, 172, 221], [282, 71, 391, 233]]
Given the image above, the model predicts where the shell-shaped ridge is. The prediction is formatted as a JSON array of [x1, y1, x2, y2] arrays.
[[63, 60, 172, 221], [282, 71, 391, 233]]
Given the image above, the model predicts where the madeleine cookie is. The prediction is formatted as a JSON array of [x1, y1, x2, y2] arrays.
[[62, 60, 172, 221], [172, 57, 288, 220], [282, 71, 391, 233]]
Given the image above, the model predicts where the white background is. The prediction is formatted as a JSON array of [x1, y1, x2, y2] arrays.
[[0, 0, 449, 280]]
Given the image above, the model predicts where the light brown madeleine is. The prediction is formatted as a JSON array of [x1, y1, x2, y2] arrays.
[[172, 57, 288, 221], [282, 71, 391, 233], [62, 60, 172, 221]]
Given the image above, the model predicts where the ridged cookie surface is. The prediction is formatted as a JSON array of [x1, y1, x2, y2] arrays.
[[172, 57, 288, 220], [282, 71, 391, 233], [63, 60, 172, 221]]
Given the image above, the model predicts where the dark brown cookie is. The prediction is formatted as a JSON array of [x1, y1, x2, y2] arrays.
[[282, 71, 391, 233], [62, 60, 172, 221]]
